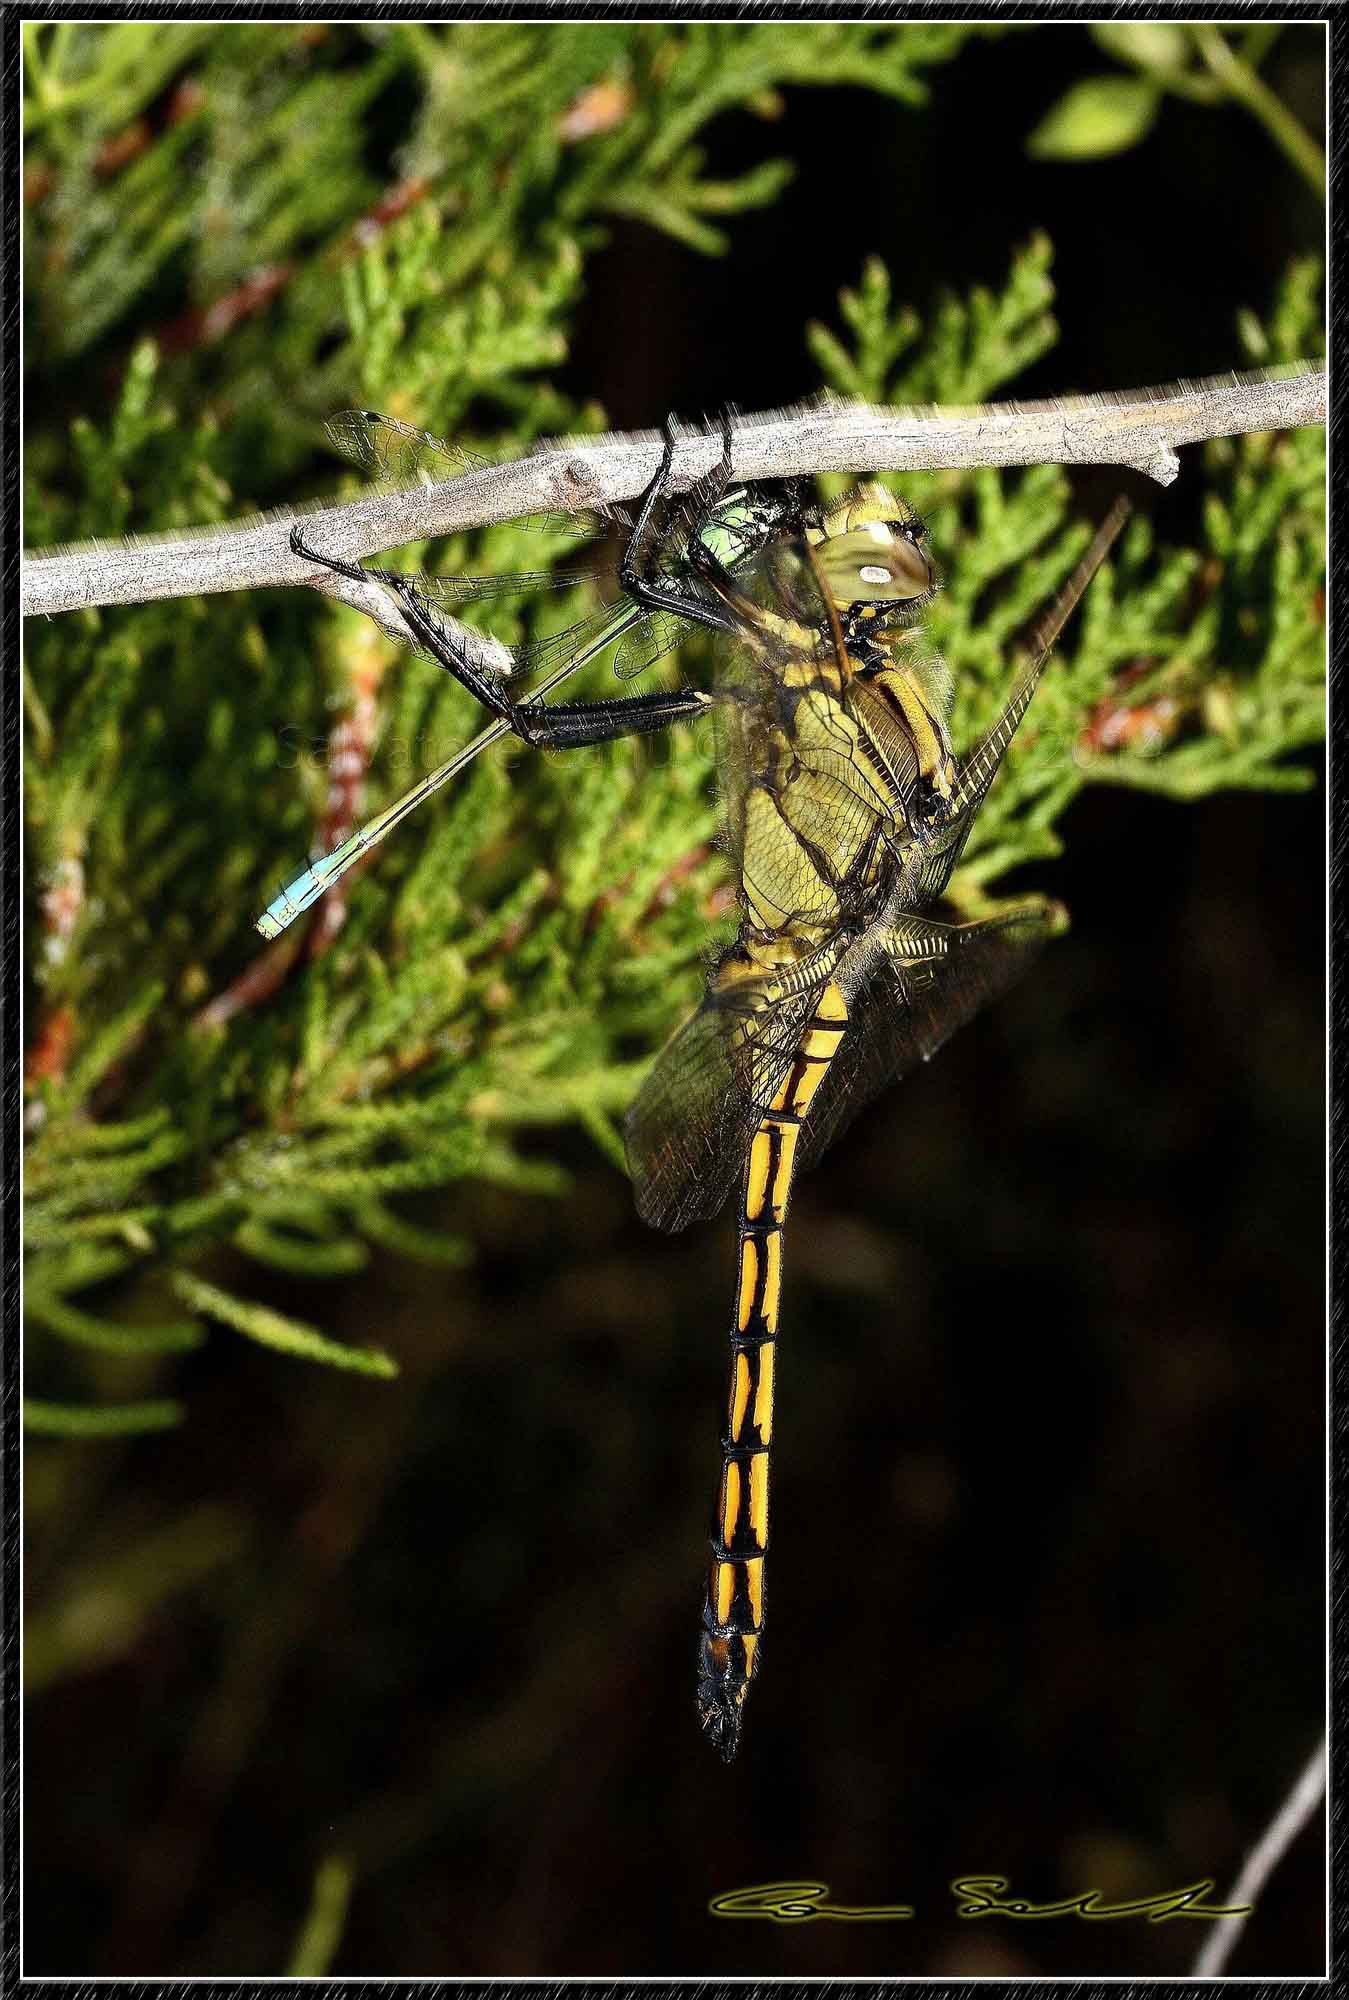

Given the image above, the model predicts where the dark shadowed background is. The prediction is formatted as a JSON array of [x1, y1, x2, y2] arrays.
[[23, 18, 1325, 1979]]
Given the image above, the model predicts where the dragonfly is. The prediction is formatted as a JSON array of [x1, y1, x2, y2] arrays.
[[269, 411, 1127, 1759]]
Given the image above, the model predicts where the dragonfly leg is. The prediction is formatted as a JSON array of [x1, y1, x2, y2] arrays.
[[618, 421, 741, 641], [679, 416, 794, 625], [294, 521, 716, 750], [511, 686, 713, 749], [625, 425, 678, 570], [382, 559, 716, 749], [371, 567, 714, 749], [702, 408, 736, 512], [619, 564, 739, 640], [880, 904, 1058, 960], [291, 523, 531, 720], [683, 526, 763, 625], [289, 523, 368, 587]]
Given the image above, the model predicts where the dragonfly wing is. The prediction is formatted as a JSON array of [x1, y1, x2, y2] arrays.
[[613, 609, 686, 681], [324, 409, 604, 536], [413, 566, 606, 603], [505, 596, 651, 682], [625, 973, 829, 1233], [324, 409, 486, 484], [794, 904, 1057, 1175]]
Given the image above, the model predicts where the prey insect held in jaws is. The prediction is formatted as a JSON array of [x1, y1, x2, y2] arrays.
[[266, 407, 1127, 1760], [259, 412, 781, 940], [255, 603, 645, 939]]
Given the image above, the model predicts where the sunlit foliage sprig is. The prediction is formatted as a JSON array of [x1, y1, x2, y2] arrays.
[[808, 243, 1326, 902]]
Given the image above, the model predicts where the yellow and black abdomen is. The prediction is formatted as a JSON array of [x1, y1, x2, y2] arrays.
[[697, 980, 850, 1760]]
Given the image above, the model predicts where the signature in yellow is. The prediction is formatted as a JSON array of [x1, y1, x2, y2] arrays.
[[709, 1882, 914, 1923], [951, 1876, 1251, 1922], [709, 1877, 1251, 1925]]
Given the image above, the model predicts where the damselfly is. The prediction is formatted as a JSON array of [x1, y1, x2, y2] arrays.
[[259, 412, 779, 938]]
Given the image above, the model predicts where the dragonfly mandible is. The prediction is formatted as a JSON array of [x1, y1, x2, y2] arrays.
[[265, 412, 1127, 1759]]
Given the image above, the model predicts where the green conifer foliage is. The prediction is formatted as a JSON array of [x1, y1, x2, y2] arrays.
[[23, 24, 1324, 1432]]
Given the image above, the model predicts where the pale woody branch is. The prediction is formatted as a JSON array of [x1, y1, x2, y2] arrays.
[[22, 365, 1325, 623], [1191, 1734, 1326, 1978]]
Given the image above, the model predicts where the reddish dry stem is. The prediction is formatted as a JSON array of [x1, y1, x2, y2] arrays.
[[193, 932, 305, 1030], [304, 651, 384, 960], [158, 262, 293, 357], [94, 119, 152, 178], [25, 1004, 77, 1090], [350, 177, 430, 250]]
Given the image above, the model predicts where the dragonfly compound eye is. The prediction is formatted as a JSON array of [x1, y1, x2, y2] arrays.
[[812, 525, 934, 609]]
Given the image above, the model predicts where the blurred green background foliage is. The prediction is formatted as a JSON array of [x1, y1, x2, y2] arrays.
[[23, 18, 1324, 1979]]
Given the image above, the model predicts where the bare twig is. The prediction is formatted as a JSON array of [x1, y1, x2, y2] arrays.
[[21, 368, 1325, 622], [1191, 1735, 1327, 1977]]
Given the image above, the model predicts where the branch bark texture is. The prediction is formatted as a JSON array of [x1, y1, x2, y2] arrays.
[[22, 366, 1325, 621]]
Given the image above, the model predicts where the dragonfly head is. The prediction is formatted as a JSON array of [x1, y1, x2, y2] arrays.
[[807, 485, 937, 628]]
